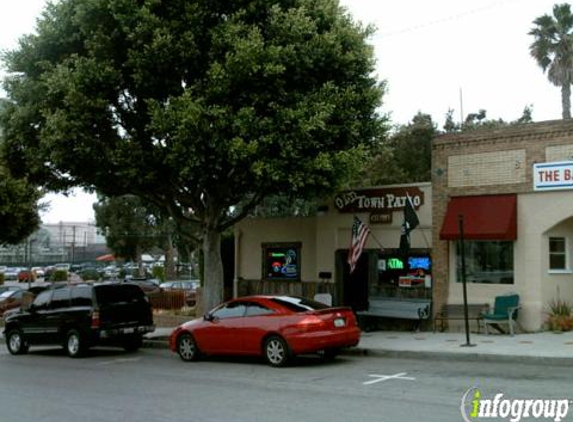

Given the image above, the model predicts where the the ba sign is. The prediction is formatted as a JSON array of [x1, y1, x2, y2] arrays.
[[533, 161, 573, 191]]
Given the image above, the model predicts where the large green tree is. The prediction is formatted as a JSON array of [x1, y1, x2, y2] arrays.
[[0, 102, 42, 245], [355, 113, 435, 186], [93, 195, 163, 263], [0, 0, 384, 310], [529, 3, 573, 119], [0, 165, 41, 245]]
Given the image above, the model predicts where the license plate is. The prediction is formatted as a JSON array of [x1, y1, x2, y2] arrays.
[[334, 318, 346, 328], [124, 327, 135, 334]]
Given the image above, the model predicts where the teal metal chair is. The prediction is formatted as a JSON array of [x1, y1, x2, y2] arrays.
[[481, 294, 521, 336]]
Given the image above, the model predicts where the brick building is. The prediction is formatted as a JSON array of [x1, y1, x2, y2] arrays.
[[432, 120, 573, 331]]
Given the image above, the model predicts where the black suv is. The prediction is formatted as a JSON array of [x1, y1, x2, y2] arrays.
[[3, 283, 155, 357]]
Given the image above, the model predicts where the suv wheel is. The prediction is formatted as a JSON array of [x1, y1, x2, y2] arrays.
[[123, 335, 143, 353], [6, 329, 29, 355], [66, 329, 85, 358]]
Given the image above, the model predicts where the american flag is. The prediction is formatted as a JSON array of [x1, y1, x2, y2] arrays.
[[347, 216, 370, 274]]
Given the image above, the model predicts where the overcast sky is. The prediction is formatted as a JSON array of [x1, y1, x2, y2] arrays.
[[0, 0, 563, 223]]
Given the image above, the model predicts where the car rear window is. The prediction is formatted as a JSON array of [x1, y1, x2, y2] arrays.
[[270, 296, 330, 312], [94, 285, 146, 305]]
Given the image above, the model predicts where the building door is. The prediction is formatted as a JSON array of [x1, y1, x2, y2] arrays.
[[337, 250, 369, 312]]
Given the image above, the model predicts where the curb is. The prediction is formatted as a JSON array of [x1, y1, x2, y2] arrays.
[[142, 338, 169, 349], [141, 338, 573, 365]]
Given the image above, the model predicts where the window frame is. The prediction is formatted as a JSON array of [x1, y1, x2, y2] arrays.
[[549, 236, 569, 273]]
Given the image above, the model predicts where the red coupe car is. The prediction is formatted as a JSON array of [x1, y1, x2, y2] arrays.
[[170, 295, 361, 367]]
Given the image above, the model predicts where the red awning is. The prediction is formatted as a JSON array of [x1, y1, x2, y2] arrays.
[[439, 194, 517, 240]]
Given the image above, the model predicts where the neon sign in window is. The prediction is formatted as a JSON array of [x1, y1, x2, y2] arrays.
[[263, 244, 301, 280]]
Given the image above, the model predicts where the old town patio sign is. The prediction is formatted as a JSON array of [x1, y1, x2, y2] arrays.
[[334, 187, 424, 223]]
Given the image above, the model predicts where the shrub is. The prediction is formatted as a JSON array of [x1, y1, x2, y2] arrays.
[[50, 269, 68, 282], [152, 266, 165, 283], [80, 269, 100, 282]]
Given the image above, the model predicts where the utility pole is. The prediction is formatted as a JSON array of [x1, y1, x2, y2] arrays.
[[71, 225, 76, 264]]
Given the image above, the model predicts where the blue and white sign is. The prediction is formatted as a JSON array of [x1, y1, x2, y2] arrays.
[[533, 161, 573, 191]]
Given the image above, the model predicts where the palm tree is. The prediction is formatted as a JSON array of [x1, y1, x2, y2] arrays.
[[529, 4, 573, 119]]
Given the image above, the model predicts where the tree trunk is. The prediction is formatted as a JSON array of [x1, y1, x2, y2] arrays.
[[164, 234, 176, 280], [562, 83, 571, 119], [202, 227, 224, 312]]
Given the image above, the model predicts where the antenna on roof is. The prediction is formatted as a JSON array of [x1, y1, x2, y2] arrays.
[[459, 87, 464, 126]]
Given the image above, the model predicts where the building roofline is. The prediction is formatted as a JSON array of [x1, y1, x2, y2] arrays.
[[434, 119, 573, 146]]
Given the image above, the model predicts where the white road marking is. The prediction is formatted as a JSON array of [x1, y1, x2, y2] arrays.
[[363, 372, 416, 385]]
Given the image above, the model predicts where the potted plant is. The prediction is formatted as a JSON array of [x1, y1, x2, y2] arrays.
[[546, 298, 573, 333]]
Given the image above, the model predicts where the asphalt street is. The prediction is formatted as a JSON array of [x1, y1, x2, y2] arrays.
[[1, 344, 573, 422]]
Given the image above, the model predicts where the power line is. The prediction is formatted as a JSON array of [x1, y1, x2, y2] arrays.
[[369, 0, 522, 41]]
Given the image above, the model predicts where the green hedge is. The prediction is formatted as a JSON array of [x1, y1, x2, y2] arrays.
[[50, 269, 68, 282]]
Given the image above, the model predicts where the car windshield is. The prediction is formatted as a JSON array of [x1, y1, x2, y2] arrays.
[[0, 291, 15, 299], [270, 296, 330, 312]]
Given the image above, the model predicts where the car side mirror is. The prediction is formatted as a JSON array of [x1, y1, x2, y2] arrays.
[[204, 313, 214, 322]]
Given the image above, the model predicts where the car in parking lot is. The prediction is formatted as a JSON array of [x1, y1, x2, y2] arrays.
[[160, 280, 199, 305], [3, 283, 155, 357], [170, 295, 360, 367], [0, 289, 29, 316], [3, 267, 20, 281], [0, 285, 23, 295]]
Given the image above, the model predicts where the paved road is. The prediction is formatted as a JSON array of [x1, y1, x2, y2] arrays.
[[1, 344, 572, 422]]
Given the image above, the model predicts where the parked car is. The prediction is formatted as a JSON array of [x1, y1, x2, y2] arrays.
[[0, 285, 23, 295], [3, 283, 155, 357], [160, 280, 199, 305], [17, 269, 36, 283], [0, 290, 28, 317], [170, 295, 361, 367], [31, 267, 45, 278], [3, 267, 20, 281], [125, 276, 160, 292]]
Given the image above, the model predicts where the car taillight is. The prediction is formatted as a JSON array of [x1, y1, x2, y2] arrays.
[[297, 316, 327, 332], [91, 310, 100, 329]]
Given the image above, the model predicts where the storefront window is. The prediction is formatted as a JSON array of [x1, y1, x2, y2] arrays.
[[549, 237, 567, 271], [372, 254, 432, 298], [456, 241, 514, 284], [262, 243, 301, 281]]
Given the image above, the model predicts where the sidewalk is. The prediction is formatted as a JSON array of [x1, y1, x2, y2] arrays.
[[145, 328, 573, 364]]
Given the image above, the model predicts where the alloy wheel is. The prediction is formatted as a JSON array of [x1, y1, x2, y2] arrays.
[[178, 333, 198, 362], [264, 336, 289, 367]]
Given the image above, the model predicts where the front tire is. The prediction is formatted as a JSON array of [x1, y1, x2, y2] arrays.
[[264, 336, 290, 367], [6, 329, 29, 355], [65, 329, 86, 358], [177, 332, 199, 362]]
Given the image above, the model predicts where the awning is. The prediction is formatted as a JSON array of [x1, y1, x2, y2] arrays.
[[95, 253, 115, 262], [439, 194, 517, 240]]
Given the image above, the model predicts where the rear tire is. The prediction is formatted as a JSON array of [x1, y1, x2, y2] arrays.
[[264, 336, 290, 367], [177, 332, 199, 362], [6, 329, 29, 355], [123, 335, 143, 353], [65, 329, 86, 358]]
